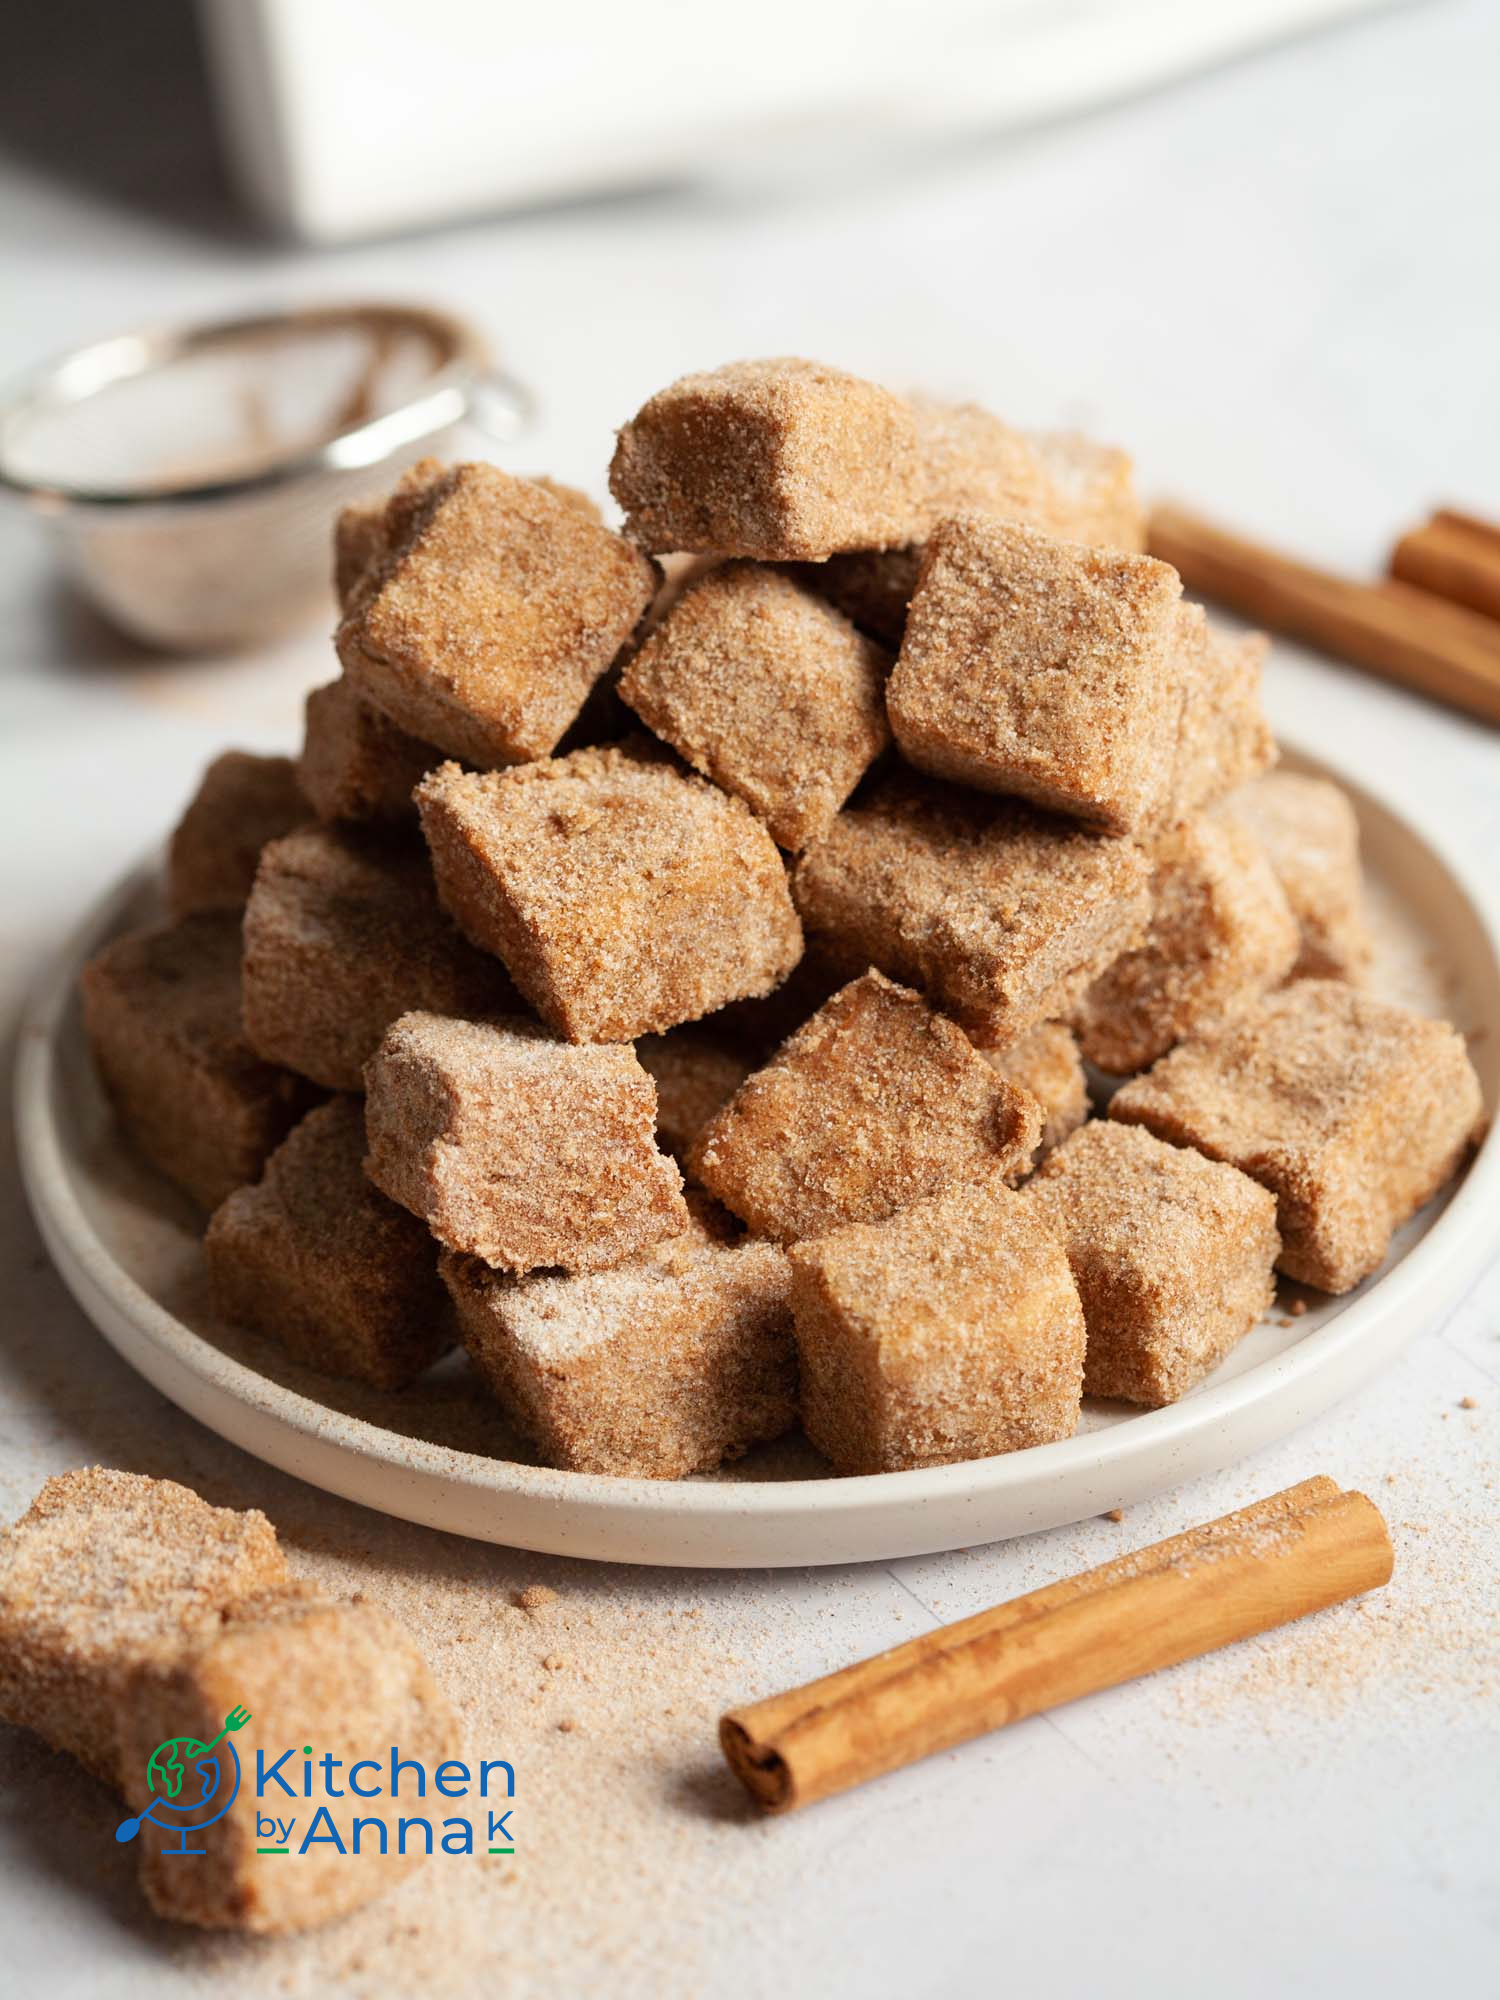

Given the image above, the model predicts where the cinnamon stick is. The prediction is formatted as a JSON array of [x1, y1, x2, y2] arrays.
[[720, 1477, 1391, 1813], [1147, 502, 1500, 725], [1390, 511, 1500, 625]]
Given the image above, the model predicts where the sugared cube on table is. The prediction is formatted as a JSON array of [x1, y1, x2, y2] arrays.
[[0, 1468, 286, 1786]]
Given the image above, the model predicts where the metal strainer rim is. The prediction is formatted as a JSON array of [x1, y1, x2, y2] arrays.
[[0, 300, 508, 512]]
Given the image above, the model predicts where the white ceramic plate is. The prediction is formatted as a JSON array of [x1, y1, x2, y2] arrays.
[[16, 747, 1500, 1567]]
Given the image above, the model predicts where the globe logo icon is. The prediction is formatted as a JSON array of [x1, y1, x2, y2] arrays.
[[116, 1704, 251, 1855]]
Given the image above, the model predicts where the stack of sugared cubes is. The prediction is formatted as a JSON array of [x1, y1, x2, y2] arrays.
[[82, 359, 1484, 1479]]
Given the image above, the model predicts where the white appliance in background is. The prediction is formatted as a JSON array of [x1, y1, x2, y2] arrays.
[[198, 0, 1402, 242]]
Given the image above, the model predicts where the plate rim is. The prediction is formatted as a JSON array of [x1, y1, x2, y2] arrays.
[[15, 742, 1500, 1562]]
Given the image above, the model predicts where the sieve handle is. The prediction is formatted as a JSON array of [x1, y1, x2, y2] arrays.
[[466, 365, 537, 445]]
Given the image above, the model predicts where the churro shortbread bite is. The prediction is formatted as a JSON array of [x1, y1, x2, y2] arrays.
[[416, 744, 803, 1042], [617, 561, 891, 850], [119, 1582, 461, 1934], [634, 1027, 753, 1163], [241, 822, 516, 1091], [337, 461, 658, 768], [1027, 429, 1147, 552], [205, 1097, 452, 1389], [297, 675, 440, 824], [0, 1468, 286, 1785], [444, 1224, 796, 1477], [887, 514, 1184, 832], [788, 1181, 1086, 1474], [364, 1011, 689, 1272], [979, 1022, 1089, 1157], [1110, 980, 1483, 1292], [1166, 604, 1276, 816], [609, 358, 923, 560], [690, 971, 1041, 1242], [1217, 770, 1372, 981], [80, 912, 313, 1209], [166, 750, 306, 917], [1024, 1120, 1280, 1405], [792, 771, 1152, 1047], [1071, 813, 1300, 1076]]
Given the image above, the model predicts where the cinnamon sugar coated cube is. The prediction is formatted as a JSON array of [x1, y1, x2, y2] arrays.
[[364, 1011, 689, 1271], [789, 1181, 1085, 1474], [1167, 605, 1276, 815], [634, 1027, 752, 1162], [241, 823, 516, 1090], [1026, 430, 1147, 552], [444, 1227, 795, 1477], [1023, 1120, 1280, 1405], [1110, 981, 1483, 1292], [908, 395, 1057, 532], [691, 971, 1041, 1242], [334, 494, 391, 607], [789, 547, 919, 648], [617, 561, 891, 850], [887, 514, 1183, 832], [81, 912, 313, 1208], [792, 771, 1151, 1046], [1217, 771, 1372, 981], [980, 1022, 1089, 1157], [205, 1097, 451, 1388], [416, 745, 803, 1042], [609, 358, 922, 560], [297, 676, 439, 823], [166, 751, 306, 917], [1071, 813, 1300, 1075], [338, 461, 657, 767], [0, 1469, 286, 1785], [118, 1583, 460, 1933]]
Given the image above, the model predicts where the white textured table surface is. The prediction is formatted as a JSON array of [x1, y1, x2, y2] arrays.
[[2, 5, 1498, 1996]]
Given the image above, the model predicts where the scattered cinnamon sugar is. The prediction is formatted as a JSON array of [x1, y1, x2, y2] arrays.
[[515, 1585, 558, 1615]]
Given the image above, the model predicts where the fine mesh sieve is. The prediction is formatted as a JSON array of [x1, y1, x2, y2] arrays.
[[0, 302, 533, 651]]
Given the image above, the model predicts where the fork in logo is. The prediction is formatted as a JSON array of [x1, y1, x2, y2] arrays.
[[204, 1705, 252, 1752]]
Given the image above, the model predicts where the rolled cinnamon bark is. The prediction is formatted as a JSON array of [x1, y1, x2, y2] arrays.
[[1390, 511, 1500, 625], [720, 1477, 1392, 1813], [1147, 503, 1500, 724]]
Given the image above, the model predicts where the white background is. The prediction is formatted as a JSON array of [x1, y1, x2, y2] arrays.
[[1, 2, 1497, 1994]]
